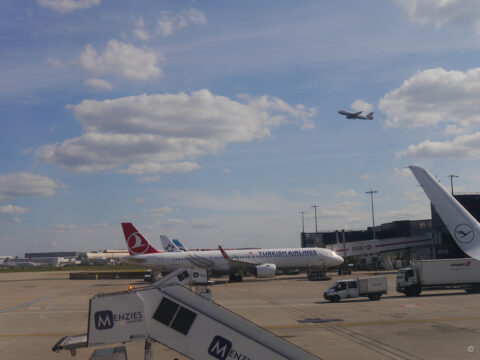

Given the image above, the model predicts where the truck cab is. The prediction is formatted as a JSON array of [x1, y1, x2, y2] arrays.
[[396, 267, 421, 296], [324, 279, 359, 302]]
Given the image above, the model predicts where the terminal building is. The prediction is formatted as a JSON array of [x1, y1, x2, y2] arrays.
[[301, 193, 480, 269]]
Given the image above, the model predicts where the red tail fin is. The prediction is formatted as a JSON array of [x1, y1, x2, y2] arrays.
[[121, 223, 161, 255]]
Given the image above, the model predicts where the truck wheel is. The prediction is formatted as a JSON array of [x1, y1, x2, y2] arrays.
[[368, 294, 381, 301], [405, 287, 421, 297], [330, 295, 340, 303]]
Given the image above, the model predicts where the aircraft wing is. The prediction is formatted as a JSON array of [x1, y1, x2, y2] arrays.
[[218, 245, 256, 270]]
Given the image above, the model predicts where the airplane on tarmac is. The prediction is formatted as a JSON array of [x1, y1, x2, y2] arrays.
[[409, 165, 480, 260], [160, 235, 182, 252], [172, 238, 188, 251], [121, 222, 344, 282], [338, 110, 374, 120], [1, 257, 44, 268]]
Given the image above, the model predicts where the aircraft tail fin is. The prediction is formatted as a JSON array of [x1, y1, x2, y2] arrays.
[[409, 166, 480, 259], [160, 235, 181, 252], [173, 239, 188, 251], [366, 112, 374, 119], [121, 223, 161, 255]]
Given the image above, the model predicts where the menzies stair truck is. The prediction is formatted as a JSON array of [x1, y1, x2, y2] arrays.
[[396, 259, 480, 296], [324, 277, 387, 302]]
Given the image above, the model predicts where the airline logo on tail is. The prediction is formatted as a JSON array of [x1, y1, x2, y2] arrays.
[[127, 233, 150, 254], [121, 223, 161, 255], [455, 224, 474, 244]]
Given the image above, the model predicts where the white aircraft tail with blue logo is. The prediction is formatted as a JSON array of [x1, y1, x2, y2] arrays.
[[409, 165, 480, 260], [173, 238, 188, 251], [160, 235, 182, 252]]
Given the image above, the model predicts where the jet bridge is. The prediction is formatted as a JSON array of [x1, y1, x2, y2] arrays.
[[52, 268, 320, 360]]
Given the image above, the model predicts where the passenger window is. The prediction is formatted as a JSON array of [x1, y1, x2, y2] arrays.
[[348, 281, 357, 289]]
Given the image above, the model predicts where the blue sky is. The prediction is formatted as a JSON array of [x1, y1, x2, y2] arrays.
[[3, 0, 480, 256]]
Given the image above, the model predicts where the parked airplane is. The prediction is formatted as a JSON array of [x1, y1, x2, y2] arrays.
[[1, 257, 43, 268], [409, 165, 480, 260], [121, 222, 344, 281], [173, 238, 188, 251], [160, 235, 181, 252], [338, 110, 374, 120]]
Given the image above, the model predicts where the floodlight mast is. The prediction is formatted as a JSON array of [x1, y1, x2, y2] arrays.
[[366, 190, 378, 240], [312, 205, 318, 233], [448, 174, 459, 195]]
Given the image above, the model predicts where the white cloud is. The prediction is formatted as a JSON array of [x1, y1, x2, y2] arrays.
[[137, 176, 161, 183], [0, 205, 29, 214], [395, 0, 480, 33], [157, 8, 207, 37], [91, 222, 107, 228], [157, 218, 186, 228], [37, 0, 100, 14], [84, 78, 113, 91], [398, 132, 480, 159], [380, 66, 480, 159], [191, 218, 218, 229], [35, 90, 315, 174], [54, 224, 75, 231], [121, 162, 200, 175], [46, 57, 63, 68], [0, 172, 63, 201], [334, 189, 357, 198], [361, 174, 376, 180], [167, 189, 304, 215], [133, 18, 150, 41], [79, 40, 162, 80], [351, 99, 374, 114], [141, 206, 174, 217], [380, 67, 480, 128], [444, 124, 468, 136], [393, 167, 411, 178]]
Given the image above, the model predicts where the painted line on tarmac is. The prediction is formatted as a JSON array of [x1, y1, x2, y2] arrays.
[[266, 316, 480, 329], [0, 283, 97, 314]]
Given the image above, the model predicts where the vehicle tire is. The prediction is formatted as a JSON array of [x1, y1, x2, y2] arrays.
[[405, 287, 420, 297], [368, 294, 380, 300], [229, 274, 243, 283], [330, 295, 340, 303]]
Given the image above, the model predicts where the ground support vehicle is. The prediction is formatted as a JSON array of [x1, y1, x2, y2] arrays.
[[324, 277, 387, 302], [397, 259, 480, 296]]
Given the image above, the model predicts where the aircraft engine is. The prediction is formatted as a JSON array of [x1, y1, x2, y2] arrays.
[[254, 263, 276, 278]]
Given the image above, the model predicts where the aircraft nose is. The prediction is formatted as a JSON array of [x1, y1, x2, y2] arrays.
[[332, 253, 344, 266]]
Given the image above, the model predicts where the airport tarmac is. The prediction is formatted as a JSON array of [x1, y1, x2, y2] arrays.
[[0, 270, 479, 360]]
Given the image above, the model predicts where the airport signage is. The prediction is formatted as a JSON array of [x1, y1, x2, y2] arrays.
[[94, 310, 143, 330], [88, 292, 146, 346]]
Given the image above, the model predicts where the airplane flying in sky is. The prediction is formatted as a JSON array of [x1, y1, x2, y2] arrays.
[[338, 110, 374, 120], [121, 222, 344, 282]]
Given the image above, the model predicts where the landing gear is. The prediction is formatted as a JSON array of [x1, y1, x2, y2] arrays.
[[229, 274, 243, 282]]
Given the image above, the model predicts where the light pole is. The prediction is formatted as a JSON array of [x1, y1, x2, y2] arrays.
[[366, 190, 378, 240], [299, 211, 305, 233], [311, 205, 318, 233], [448, 174, 459, 195]]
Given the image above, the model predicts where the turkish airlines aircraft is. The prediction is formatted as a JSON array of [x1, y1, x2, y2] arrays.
[[121, 222, 344, 281]]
